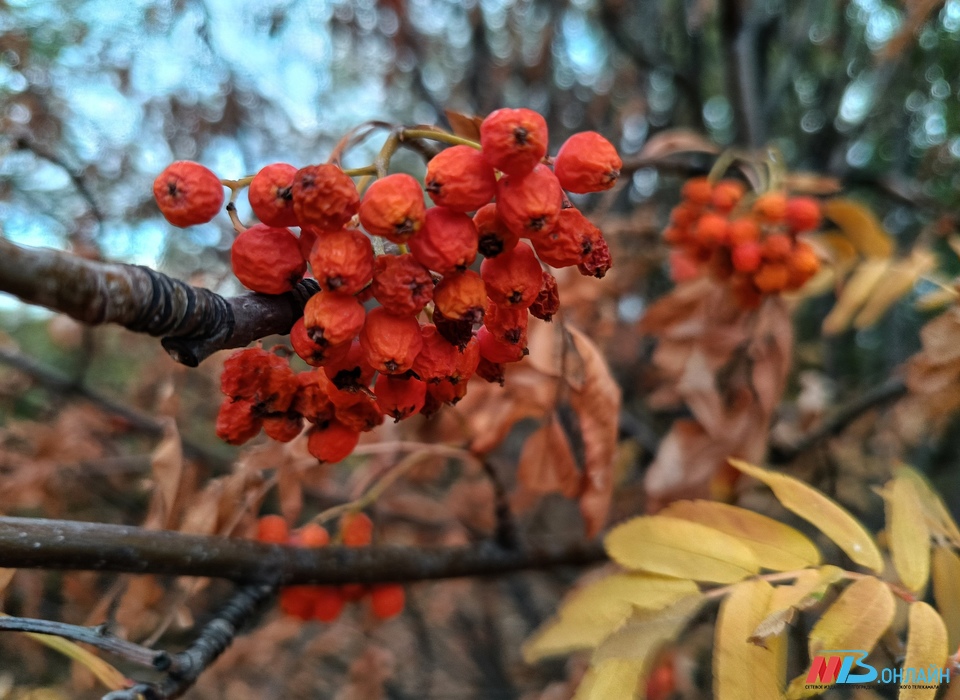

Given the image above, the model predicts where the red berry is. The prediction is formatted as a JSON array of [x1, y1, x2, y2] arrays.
[[694, 213, 729, 247], [681, 177, 713, 206], [731, 242, 762, 273], [785, 196, 822, 232], [231, 224, 306, 295], [153, 161, 224, 228], [359, 307, 424, 375], [496, 165, 563, 238], [256, 515, 289, 544], [484, 300, 528, 347], [478, 325, 526, 363], [753, 192, 788, 224], [480, 108, 548, 177], [425, 145, 497, 212], [762, 233, 793, 261], [553, 131, 622, 193], [710, 180, 746, 212], [371, 254, 435, 316], [473, 203, 520, 258], [306, 420, 360, 463], [341, 512, 373, 547], [529, 271, 560, 322], [728, 217, 760, 246], [303, 292, 366, 348], [531, 207, 591, 268], [369, 584, 405, 620], [433, 270, 486, 323], [374, 375, 427, 422], [481, 240, 543, 308], [577, 228, 612, 279], [753, 262, 790, 293], [262, 413, 303, 442], [412, 324, 460, 382], [280, 587, 315, 620], [358, 173, 425, 243], [308, 228, 374, 295], [216, 397, 262, 445], [297, 523, 330, 548], [311, 587, 346, 622], [409, 206, 479, 275], [248, 163, 298, 227], [322, 340, 376, 391], [290, 317, 351, 367], [292, 164, 360, 229]]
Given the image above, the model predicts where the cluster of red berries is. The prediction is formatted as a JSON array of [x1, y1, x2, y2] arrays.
[[155, 109, 621, 458], [663, 178, 822, 308], [255, 513, 405, 622]]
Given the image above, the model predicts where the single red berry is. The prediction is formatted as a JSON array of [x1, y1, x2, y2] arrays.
[[433, 270, 486, 323], [292, 164, 360, 229], [753, 262, 790, 293], [553, 131, 622, 193], [153, 160, 224, 227], [669, 250, 700, 283], [481, 240, 543, 308], [412, 324, 461, 382], [220, 348, 298, 412], [375, 375, 427, 422], [785, 196, 822, 232], [424, 377, 468, 409], [710, 180, 746, 213], [297, 523, 330, 548], [476, 357, 505, 385], [231, 224, 306, 295], [359, 307, 424, 375], [341, 512, 373, 546], [480, 108, 548, 177], [753, 192, 788, 224], [307, 420, 360, 463], [371, 254, 435, 316], [299, 227, 319, 260], [496, 164, 563, 238], [369, 584, 405, 620], [451, 334, 481, 384], [529, 271, 560, 322], [358, 173, 425, 243], [216, 397, 262, 445], [694, 213, 729, 247], [762, 233, 793, 261], [292, 370, 336, 423], [473, 203, 520, 258], [478, 325, 526, 363], [409, 206, 479, 275], [262, 413, 303, 442], [728, 217, 760, 246], [311, 587, 346, 622], [303, 292, 366, 348], [425, 145, 497, 212], [280, 587, 315, 620], [248, 163, 298, 227], [531, 207, 591, 268], [731, 242, 762, 273], [681, 177, 713, 206], [432, 307, 475, 350], [322, 340, 376, 391], [256, 515, 289, 544], [577, 228, 612, 279], [786, 239, 820, 289], [290, 317, 351, 367], [484, 300, 528, 347], [308, 228, 374, 295], [332, 390, 384, 433]]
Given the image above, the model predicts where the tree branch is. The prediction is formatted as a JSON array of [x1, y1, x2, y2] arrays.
[[0, 237, 319, 367], [719, 0, 764, 148], [0, 516, 606, 584]]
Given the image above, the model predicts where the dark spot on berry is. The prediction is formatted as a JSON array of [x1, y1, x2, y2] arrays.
[[384, 360, 399, 373], [277, 186, 293, 201], [395, 217, 416, 236], [507, 290, 523, 305], [331, 368, 363, 390], [478, 234, 504, 258], [167, 182, 178, 197], [425, 180, 441, 196], [326, 276, 343, 291], [528, 216, 547, 231], [512, 126, 529, 145]]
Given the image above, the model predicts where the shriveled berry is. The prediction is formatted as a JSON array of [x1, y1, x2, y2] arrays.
[[375, 375, 427, 421], [249, 163, 298, 227], [256, 515, 289, 544], [731, 242, 762, 273], [292, 164, 360, 230], [753, 262, 790, 293], [333, 391, 384, 433], [529, 271, 560, 321], [220, 348, 298, 413], [480, 108, 548, 177], [323, 341, 376, 391], [216, 397, 262, 445], [452, 334, 481, 384], [409, 207, 479, 275], [484, 300, 528, 347], [359, 173, 425, 243], [476, 357, 506, 385], [371, 254, 434, 316], [553, 131, 622, 193], [425, 377, 468, 408], [753, 192, 788, 224], [293, 371, 335, 423], [478, 325, 526, 363], [480, 240, 542, 308], [785, 196, 822, 232], [369, 584, 405, 620], [474, 203, 520, 258], [412, 324, 460, 382], [307, 420, 360, 463], [728, 217, 760, 246], [577, 229, 612, 278], [497, 165, 563, 237], [531, 207, 591, 268], [432, 307, 474, 350], [153, 161, 224, 228], [341, 512, 373, 546], [433, 270, 486, 323], [360, 307, 424, 374], [231, 224, 306, 295], [425, 145, 497, 212], [263, 413, 303, 442], [303, 292, 366, 348], [308, 228, 374, 295], [669, 250, 700, 283], [290, 317, 351, 367]]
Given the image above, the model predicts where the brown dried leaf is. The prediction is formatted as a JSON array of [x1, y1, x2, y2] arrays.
[[783, 172, 843, 196], [0, 568, 14, 594], [636, 128, 720, 161], [444, 109, 483, 141], [517, 418, 581, 499], [277, 459, 304, 526], [144, 419, 185, 530]]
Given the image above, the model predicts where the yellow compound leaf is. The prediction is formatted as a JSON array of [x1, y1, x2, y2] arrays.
[[822, 258, 892, 335], [752, 566, 845, 643], [808, 576, 896, 656], [728, 459, 884, 572], [660, 500, 821, 571], [715, 580, 785, 700], [931, 547, 960, 652], [604, 515, 760, 583], [900, 602, 948, 700], [593, 594, 704, 663], [854, 249, 935, 329], [894, 465, 960, 547], [572, 659, 644, 700], [882, 476, 931, 592], [522, 574, 698, 662], [822, 198, 894, 258]]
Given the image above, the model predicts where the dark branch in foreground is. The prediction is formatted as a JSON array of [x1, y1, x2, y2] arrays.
[[102, 582, 278, 700], [0, 516, 606, 584], [0, 237, 319, 367]]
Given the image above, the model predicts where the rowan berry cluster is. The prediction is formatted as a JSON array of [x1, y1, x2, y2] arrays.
[[255, 513, 405, 622], [154, 109, 621, 460], [663, 177, 822, 308]]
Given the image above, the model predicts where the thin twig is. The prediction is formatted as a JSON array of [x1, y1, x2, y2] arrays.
[[481, 460, 518, 550], [0, 516, 606, 584]]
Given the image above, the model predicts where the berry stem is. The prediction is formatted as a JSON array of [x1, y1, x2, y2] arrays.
[[400, 128, 481, 150], [220, 176, 255, 191], [327, 120, 393, 166]]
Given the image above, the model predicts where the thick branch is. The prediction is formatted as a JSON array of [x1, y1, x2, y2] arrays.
[[0, 237, 319, 367], [0, 517, 606, 584]]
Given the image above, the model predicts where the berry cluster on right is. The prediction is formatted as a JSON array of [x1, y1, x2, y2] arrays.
[[664, 177, 822, 308]]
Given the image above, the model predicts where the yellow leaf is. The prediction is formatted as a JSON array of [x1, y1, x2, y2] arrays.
[[0, 613, 129, 691], [522, 574, 698, 662], [753, 566, 845, 643], [900, 602, 948, 700], [715, 580, 785, 700], [914, 284, 957, 312], [728, 459, 884, 572], [593, 594, 704, 663], [854, 249, 935, 329], [604, 515, 760, 583], [573, 659, 643, 700], [883, 476, 931, 592], [931, 547, 960, 652], [822, 258, 892, 334], [823, 198, 894, 258], [660, 500, 821, 571], [894, 465, 960, 546], [808, 576, 896, 655]]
